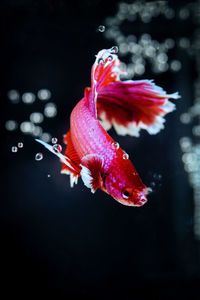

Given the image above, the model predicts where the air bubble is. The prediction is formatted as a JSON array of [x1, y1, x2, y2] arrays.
[[18, 142, 23, 148], [41, 132, 51, 143], [20, 121, 35, 134], [107, 55, 113, 61], [47, 174, 51, 178], [11, 146, 18, 153], [52, 144, 62, 153], [30, 112, 44, 124], [98, 25, 105, 32], [52, 137, 58, 144], [111, 142, 119, 149], [123, 152, 129, 160], [98, 58, 104, 65], [5, 120, 18, 131], [44, 103, 57, 118], [35, 153, 43, 161], [22, 92, 36, 104], [37, 89, 51, 101], [111, 46, 118, 53], [7, 90, 20, 103]]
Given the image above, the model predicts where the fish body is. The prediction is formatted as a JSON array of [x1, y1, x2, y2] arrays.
[[36, 48, 180, 206]]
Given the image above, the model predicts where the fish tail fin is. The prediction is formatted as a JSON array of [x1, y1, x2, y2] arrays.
[[97, 79, 180, 136], [87, 48, 180, 135]]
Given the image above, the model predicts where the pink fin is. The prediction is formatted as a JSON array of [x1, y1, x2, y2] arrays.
[[97, 80, 180, 136], [61, 131, 81, 187], [80, 154, 104, 193], [86, 48, 124, 117]]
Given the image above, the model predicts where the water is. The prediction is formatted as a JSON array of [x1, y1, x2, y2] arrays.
[[35, 153, 43, 161]]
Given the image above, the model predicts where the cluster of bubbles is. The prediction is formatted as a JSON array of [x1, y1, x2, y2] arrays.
[[35, 137, 62, 162], [103, 1, 193, 77], [6, 88, 57, 143], [179, 6, 200, 239], [11, 142, 24, 153]]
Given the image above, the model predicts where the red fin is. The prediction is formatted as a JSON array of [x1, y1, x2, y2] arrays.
[[61, 131, 81, 186], [86, 48, 125, 116], [80, 154, 104, 193], [97, 80, 180, 136]]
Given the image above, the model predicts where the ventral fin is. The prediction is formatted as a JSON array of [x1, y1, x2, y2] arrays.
[[80, 154, 104, 193]]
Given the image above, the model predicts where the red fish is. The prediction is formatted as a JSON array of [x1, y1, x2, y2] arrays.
[[36, 47, 179, 206]]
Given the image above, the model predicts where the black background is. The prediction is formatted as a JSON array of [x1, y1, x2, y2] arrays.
[[1, 0, 199, 299]]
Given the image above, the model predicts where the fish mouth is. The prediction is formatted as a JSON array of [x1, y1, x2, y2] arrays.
[[134, 196, 147, 207]]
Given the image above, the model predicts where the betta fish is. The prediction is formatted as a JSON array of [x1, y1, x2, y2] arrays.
[[36, 47, 179, 206]]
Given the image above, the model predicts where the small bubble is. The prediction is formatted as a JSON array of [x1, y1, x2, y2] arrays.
[[37, 89, 51, 101], [7, 90, 20, 103], [98, 25, 105, 32], [44, 102, 57, 118], [170, 60, 182, 72], [30, 112, 44, 124], [111, 46, 118, 53], [98, 58, 104, 65], [52, 137, 58, 144], [20, 121, 35, 134], [35, 153, 43, 161], [47, 174, 51, 178], [41, 132, 51, 143], [5, 120, 18, 131], [22, 92, 36, 104], [112, 142, 119, 149], [123, 152, 129, 160], [107, 55, 113, 61], [11, 146, 18, 153], [52, 144, 62, 153], [18, 142, 23, 148], [150, 182, 156, 188]]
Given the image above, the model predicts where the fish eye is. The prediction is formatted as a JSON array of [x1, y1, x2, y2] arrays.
[[122, 188, 131, 199]]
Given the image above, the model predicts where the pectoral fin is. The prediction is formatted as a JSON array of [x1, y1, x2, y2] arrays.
[[80, 154, 104, 193]]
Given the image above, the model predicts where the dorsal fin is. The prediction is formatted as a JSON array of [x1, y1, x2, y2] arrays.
[[86, 48, 123, 117]]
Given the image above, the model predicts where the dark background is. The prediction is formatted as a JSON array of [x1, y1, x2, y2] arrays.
[[1, 0, 199, 299]]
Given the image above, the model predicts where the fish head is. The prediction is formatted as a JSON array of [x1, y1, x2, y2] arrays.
[[103, 162, 151, 207]]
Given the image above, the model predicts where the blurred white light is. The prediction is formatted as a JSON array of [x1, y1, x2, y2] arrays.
[[5, 120, 18, 131], [179, 137, 192, 152], [193, 125, 200, 136], [179, 8, 190, 20], [41, 132, 51, 142], [157, 53, 168, 64], [170, 60, 182, 72], [44, 103, 57, 118], [32, 126, 43, 137], [30, 112, 44, 124], [179, 37, 190, 49], [7, 90, 20, 103], [134, 64, 145, 75], [22, 92, 36, 104], [20, 121, 35, 134], [37, 89, 51, 101], [180, 113, 191, 124]]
